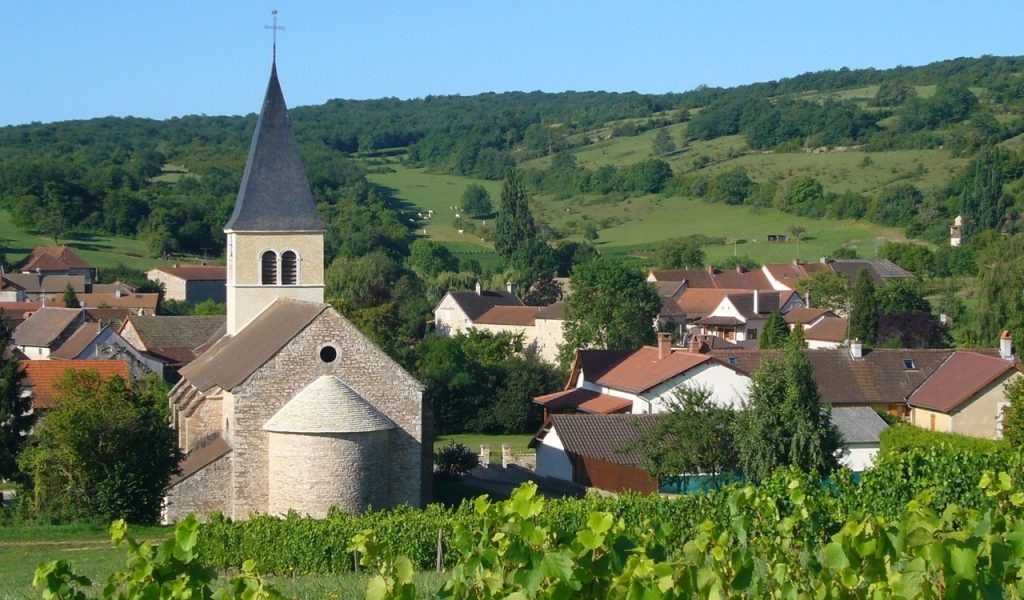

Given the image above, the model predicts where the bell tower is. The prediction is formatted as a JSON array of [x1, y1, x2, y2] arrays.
[[224, 59, 325, 335]]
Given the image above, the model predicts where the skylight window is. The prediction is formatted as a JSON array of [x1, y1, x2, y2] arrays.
[[903, 358, 917, 370]]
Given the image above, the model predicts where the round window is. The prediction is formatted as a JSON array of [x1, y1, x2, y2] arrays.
[[319, 345, 338, 363]]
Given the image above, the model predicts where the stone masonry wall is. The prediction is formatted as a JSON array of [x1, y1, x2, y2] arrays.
[[267, 430, 389, 517], [228, 307, 427, 520], [163, 452, 231, 523], [184, 396, 222, 453]]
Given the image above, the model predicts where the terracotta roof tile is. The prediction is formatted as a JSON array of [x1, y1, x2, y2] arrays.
[[534, 388, 633, 414], [804, 317, 848, 342], [78, 292, 159, 310], [475, 305, 539, 326], [18, 246, 93, 271], [20, 359, 130, 409], [784, 308, 834, 324], [907, 352, 1018, 413], [579, 346, 711, 394]]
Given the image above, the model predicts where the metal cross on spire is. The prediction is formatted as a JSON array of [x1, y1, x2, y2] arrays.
[[265, 10, 285, 61]]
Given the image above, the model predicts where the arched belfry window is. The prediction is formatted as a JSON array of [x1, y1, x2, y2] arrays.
[[281, 251, 298, 285], [261, 250, 278, 285]]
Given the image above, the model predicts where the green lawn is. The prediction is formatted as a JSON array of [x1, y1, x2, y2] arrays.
[[434, 434, 535, 460], [0, 210, 157, 272]]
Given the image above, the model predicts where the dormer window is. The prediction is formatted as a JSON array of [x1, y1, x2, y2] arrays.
[[261, 250, 278, 285], [281, 251, 298, 285]]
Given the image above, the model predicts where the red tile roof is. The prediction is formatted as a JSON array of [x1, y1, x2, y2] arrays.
[[784, 308, 834, 325], [78, 292, 159, 310], [475, 305, 539, 326], [18, 246, 93, 271], [20, 359, 130, 409], [804, 317, 848, 343], [534, 388, 633, 414], [907, 352, 1018, 413], [578, 346, 712, 394]]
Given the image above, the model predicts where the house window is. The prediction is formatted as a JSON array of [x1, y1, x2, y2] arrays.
[[746, 328, 758, 340], [319, 345, 338, 363], [260, 250, 278, 285], [281, 251, 298, 285], [728, 356, 738, 366], [903, 358, 917, 370]]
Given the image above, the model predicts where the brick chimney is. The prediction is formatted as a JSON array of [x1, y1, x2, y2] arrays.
[[657, 332, 673, 359], [688, 334, 702, 354], [850, 338, 863, 359], [1000, 331, 1013, 360]]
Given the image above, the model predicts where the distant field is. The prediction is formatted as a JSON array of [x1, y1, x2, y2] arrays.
[[0, 210, 157, 272], [434, 433, 535, 461], [370, 164, 907, 266]]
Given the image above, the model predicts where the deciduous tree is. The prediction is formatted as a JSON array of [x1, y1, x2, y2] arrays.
[[655, 237, 705, 269], [460, 183, 493, 217]]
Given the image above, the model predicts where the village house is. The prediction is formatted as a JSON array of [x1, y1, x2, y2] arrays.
[[48, 322, 163, 377], [659, 287, 803, 344], [433, 282, 524, 336], [77, 291, 160, 315], [13, 307, 86, 359], [118, 314, 225, 378], [162, 58, 430, 523], [16, 245, 98, 285], [146, 265, 227, 304], [20, 359, 130, 414], [0, 273, 86, 302]]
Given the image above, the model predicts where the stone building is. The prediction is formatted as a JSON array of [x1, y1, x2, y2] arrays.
[[163, 58, 430, 522]]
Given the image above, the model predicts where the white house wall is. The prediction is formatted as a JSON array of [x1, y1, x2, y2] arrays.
[[840, 443, 879, 472], [433, 294, 473, 336], [535, 428, 574, 481], [643, 363, 751, 414]]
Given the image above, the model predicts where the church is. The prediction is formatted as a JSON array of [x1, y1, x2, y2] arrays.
[[163, 58, 431, 522]]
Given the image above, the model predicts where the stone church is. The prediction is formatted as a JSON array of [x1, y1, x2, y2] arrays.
[[163, 59, 431, 522]]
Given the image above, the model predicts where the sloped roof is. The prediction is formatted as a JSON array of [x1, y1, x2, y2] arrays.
[[263, 375, 396, 433], [648, 267, 772, 290], [534, 388, 633, 414], [475, 305, 539, 326], [169, 435, 232, 486], [907, 352, 1018, 413], [676, 288, 734, 317], [784, 308, 834, 324], [224, 61, 324, 232], [708, 348, 998, 406], [179, 299, 326, 392], [3, 274, 86, 294], [542, 414, 661, 466], [13, 307, 81, 347], [79, 292, 159, 310], [830, 259, 913, 284], [804, 317, 848, 343], [18, 246, 93, 271], [831, 407, 889, 445], [148, 265, 227, 281], [535, 302, 567, 320], [578, 346, 712, 394], [50, 322, 101, 359], [21, 359, 130, 409], [728, 290, 792, 319], [447, 289, 524, 320], [122, 315, 225, 353]]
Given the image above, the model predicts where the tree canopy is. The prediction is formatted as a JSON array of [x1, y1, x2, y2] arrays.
[[849, 269, 880, 344]]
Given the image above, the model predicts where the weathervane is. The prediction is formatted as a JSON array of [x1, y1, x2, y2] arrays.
[[265, 10, 285, 61]]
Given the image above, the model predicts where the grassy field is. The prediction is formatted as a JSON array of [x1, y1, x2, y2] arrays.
[[0, 210, 157, 272], [0, 523, 445, 599], [434, 433, 535, 460]]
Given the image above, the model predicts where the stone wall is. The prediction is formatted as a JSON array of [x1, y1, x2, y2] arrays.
[[163, 452, 231, 523], [267, 430, 389, 516], [228, 307, 428, 519], [185, 396, 222, 453]]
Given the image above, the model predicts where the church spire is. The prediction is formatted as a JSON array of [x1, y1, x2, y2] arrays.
[[224, 61, 324, 233]]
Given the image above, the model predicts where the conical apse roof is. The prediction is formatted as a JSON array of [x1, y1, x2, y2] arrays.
[[224, 61, 325, 232], [262, 375, 396, 433]]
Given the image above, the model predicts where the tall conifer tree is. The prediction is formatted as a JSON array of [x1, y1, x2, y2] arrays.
[[849, 268, 879, 344], [493, 168, 537, 262], [0, 313, 31, 480]]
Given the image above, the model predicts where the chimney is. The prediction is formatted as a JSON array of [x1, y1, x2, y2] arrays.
[[474, 281, 482, 296], [850, 338, 863, 359], [506, 281, 513, 294], [735, 264, 743, 273], [753, 289, 760, 314], [806, 291, 812, 309], [688, 334, 702, 354], [1000, 331, 1013, 360], [657, 332, 673, 359]]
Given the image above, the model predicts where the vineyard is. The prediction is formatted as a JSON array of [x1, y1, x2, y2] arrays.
[[32, 445, 1024, 598]]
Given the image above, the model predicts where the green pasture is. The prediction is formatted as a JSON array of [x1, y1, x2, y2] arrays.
[[434, 434, 535, 461], [0, 210, 156, 272]]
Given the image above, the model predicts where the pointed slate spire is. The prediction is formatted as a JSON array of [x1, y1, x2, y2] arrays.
[[225, 60, 325, 232]]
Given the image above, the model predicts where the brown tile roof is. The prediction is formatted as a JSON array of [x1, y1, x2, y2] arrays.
[[540, 414, 661, 467], [50, 323, 101, 359], [763, 263, 805, 287], [534, 388, 633, 414], [179, 299, 326, 392], [696, 315, 745, 326], [148, 265, 227, 281], [804, 317, 848, 343], [447, 289, 524, 320], [90, 283, 136, 294], [18, 246, 94, 271], [907, 352, 1018, 413], [709, 348, 1000, 406], [475, 306, 539, 326], [169, 435, 231, 486], [676, 289, 733, 317], [121, 315, 224, 352], [829, 259, 914, 285], [78, 292, 159, 310], [649, 268, 772, 290], [20, 359, 130, 409], [578, 346, 712, 394], [535, 302, 567, 320], [727, 290, 794, 319], [713, 267, 772, 290], [2, 274, 86, 294], [13, 307, 82, 348], [784, 308, 834, 324], [83, 307, 133, 324]]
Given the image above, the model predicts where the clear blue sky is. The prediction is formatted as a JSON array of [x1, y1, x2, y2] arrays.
[[4, 1, 1024, 127]]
